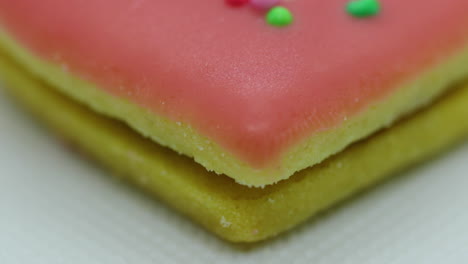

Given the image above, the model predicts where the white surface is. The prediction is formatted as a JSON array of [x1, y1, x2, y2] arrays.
[[1, 87, 468, 264]]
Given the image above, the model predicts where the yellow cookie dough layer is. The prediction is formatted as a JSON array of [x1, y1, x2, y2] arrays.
[[1, 50, 468, 242], [1, 29, 468, 187]]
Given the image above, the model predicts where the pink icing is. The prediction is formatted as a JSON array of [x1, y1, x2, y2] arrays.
[[1, 0, 468, 167], [251, 0, 281, 10]]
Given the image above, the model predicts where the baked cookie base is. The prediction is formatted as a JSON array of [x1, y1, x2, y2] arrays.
[[1, 53, 468, 242]]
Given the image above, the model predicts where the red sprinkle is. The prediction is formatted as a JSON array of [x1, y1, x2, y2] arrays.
[[225, 0, 249, 7]]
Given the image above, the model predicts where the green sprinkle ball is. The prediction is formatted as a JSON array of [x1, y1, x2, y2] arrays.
[[346, 0, 381, 18], [266, 6, 293, 27]]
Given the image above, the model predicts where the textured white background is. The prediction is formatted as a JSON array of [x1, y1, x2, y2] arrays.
[[1, 87, 468, 264]]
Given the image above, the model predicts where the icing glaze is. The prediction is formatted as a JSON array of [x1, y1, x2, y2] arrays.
[[1, 0, 468, 167], [251, 0, 281, 10]]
